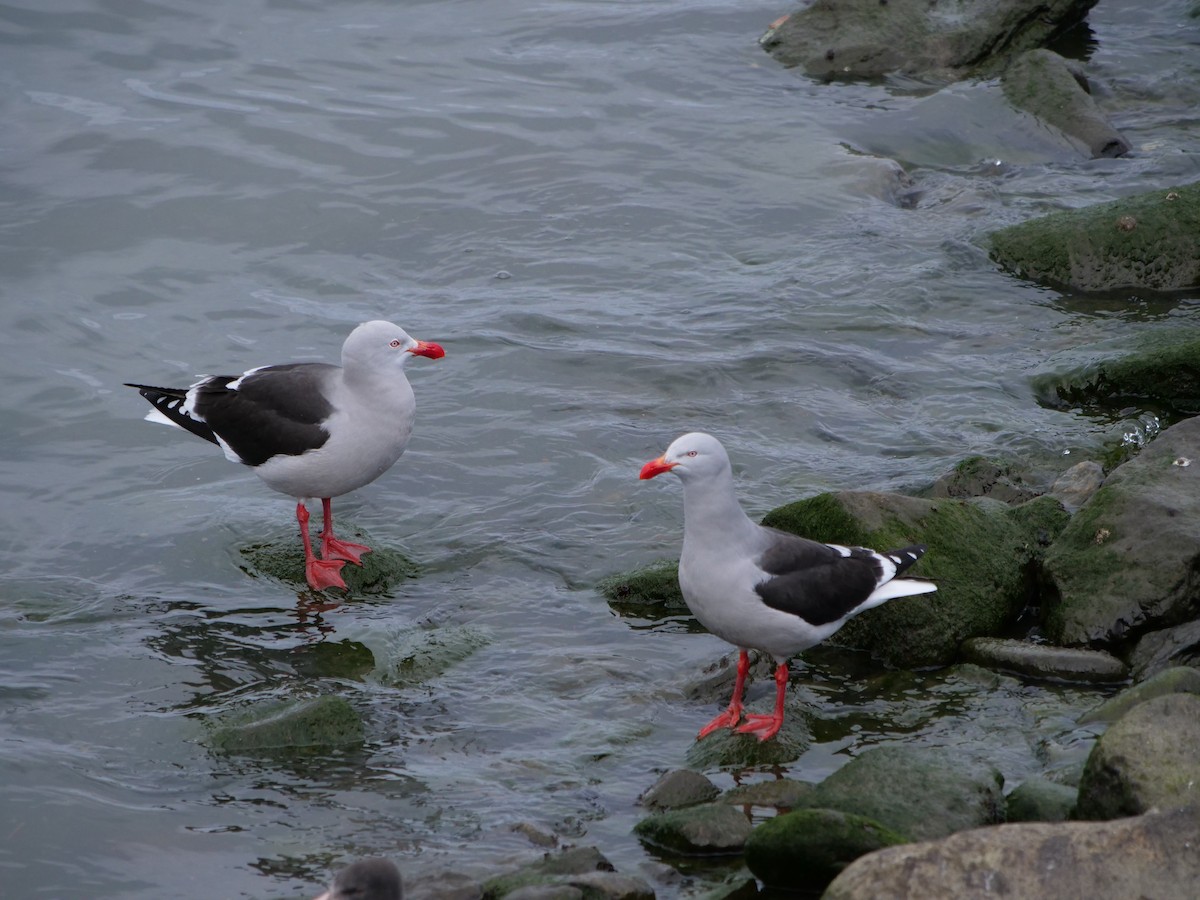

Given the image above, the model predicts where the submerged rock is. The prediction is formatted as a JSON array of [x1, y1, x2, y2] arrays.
[[598, 561, 685, 621], [1078, 665, 1200, 724], [633, 803, 753, 856], [823, 805, 1200, 900], [1041, 416, 1200, 647], [759, 0, 1097, 80], [989, 181, 1200, 293], [792, 746, 1005, 841], [206, 695, 363, 754], [960, 637, 1128, 683], [238, 527, 419, 595], [1049, 460, 1106, 513], [1033, 336, 1200, 422], [1001, 49, 1130, 158], [928, 455, 1039, 504], [379, 624, 490, 688], [1076, 692, 1200, 819], [743, 808, 906, 891]]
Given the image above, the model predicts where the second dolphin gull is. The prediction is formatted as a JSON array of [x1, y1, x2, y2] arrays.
[[127, 320, 444, 592], [314, 858, 403, 900], [639, 432, 936, 741]]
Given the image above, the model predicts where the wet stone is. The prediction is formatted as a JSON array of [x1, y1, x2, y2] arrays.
[[1078, 665, 1200, 724], [633, 803, 753, 857], [960, 637, 1128, 683], [744, 808, 907, 892], [1076, 692, 1200, 819], [1005, 777, 1077, 823], [638, 769, 720, 811], [794, 746, 1004, 842], [722, 778, 815, 810]]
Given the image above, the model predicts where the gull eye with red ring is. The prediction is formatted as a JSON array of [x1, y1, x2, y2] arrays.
[[686, 450, 698, 457], [389, 339, 402, 348]]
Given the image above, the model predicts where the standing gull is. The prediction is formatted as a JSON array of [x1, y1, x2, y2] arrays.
[[127, 320, 444, 591], [640, 432, 936, 741]]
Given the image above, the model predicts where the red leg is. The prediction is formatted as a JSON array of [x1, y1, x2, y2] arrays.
[[319, 497, 372, 565], [297, 502, 347, 590], [697, 649, 751, 739], [737, 662, 789, 741]]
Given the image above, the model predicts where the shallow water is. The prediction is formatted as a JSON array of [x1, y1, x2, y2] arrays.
[[1, 0, 1198, 896]]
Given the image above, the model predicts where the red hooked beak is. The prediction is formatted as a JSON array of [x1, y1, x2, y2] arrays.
[[408, 340, 445, 359], [639, 456, 677, 480]]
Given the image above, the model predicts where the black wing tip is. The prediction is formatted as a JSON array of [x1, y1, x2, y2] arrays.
[[125, 382, 185, 397], [884, 544, 929, 571]]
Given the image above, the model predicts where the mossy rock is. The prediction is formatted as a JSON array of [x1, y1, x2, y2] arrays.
[[481, 847, 613, 898], [1005, 777, 1077, 822], [1076, 693, 1200, 819], [238, 526, 419, 595], [794, 746, 1005, 841], [989, 180, 1200, 292], [1032, 336, 1200, 422], [292, 639, 378, 680], [206, 695, 364, 754], [744, 808, 907, 890], [1000, 49, 1129, 159], [683, 708, 810, 769], [1078, 666, 1200, 724], [759, 0, 1096, 79], [1041, 416, 1200, 647], [761, 492, 1068, 667], [633, 803, 753, 857], [598, 560, 686, 620]]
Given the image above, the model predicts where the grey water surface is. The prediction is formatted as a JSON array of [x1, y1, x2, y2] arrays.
[[2, 0, 1199, 897]]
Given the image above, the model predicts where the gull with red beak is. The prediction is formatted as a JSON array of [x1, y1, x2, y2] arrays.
[[640, 432, 936, 741], [128, 320, 444, 591]]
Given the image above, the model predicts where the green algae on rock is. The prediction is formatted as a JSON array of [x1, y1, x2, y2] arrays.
[[206, 695, 364, 754], [744, 807, 906, 891], [1000, 49, 1129, 158], [598, 560, 686, 620], [632, 802, 753, 857], [1078, 666, 1200, 724], [1032, 336, 1200, 422], [1076, 693, 1200, 819], [989, 181, 1200, 292], [1041, 416, 1200, 647], [1004, 777, 1077, 823], [790, 746, 1005, 842], [238, 527, 419, 595], [759, 0, 1097, 80]]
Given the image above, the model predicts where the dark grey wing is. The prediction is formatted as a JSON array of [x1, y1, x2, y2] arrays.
[[191, 363, 336, 466], [753, 529, 890, 626]]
